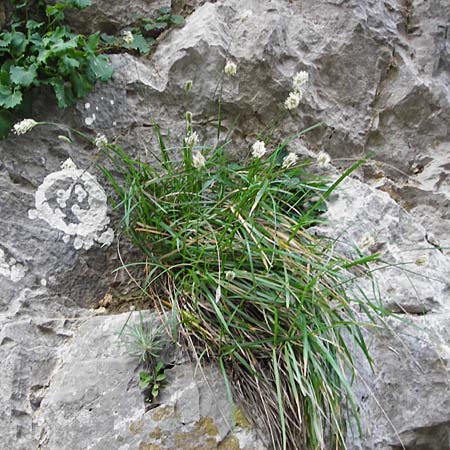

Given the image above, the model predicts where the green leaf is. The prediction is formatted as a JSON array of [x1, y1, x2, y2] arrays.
[[0, 33, 12, 48], [129, 34, 150, 54], [155, 373, 166, 382], [0, 61, 13, 84], [26, 20, 44, 31], [70, 71, 93, 98], [10, 31, 28, 55], [51, 35, 79, 53], [151, 386, 159, 397], [139, 371, 151, 388], [59, 55, 80, 74], [100, 33, 116, 45], [170, 15, 184, 26], [143, 23, 157, 32], [0, 87, 23, 109], [88, 54, 113, 81], [49, 79, 75, 108], [10, 64, 37, 87], [86, 32, 100, 53], [46, 4, 65, 21], [159, 6, 171, 15]]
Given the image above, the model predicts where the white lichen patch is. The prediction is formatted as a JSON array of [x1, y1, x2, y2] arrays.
[[28, 158, 114, 250], [0, 248, 26, 282]]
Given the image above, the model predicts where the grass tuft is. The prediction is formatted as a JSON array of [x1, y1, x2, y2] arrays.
[[103, 135, 390, 450]]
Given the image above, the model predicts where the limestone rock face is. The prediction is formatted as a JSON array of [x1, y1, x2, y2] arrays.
[[1, 0, 450, 449], [64, 0, 171, 34], [37, 312, 266, 450]]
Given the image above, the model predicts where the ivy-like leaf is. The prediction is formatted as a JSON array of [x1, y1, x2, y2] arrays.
[[59, 55, 80, 74], [85, 32, 100, 54], [49, 78, 75, 108], [0, 86, 23, 109], [51, 35, 79, 53], [45, 4, 65, 22], [88, 54, 113, 81], [10, 31, 28, 55], [100, 33, 116, 45], [10, 64, 37, 87], [129, 34, 150, 54], [0, 61, 13, 84], [0, 33, 12, 48], [70, 71, 93, 98], [170, 15, 184, 26], [25, 20, 44, 31]]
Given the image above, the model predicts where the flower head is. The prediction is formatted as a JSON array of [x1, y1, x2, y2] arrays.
[[122, 30, 134, 45], [224, 61, 237, 77], [251, 140, 267, 158], [13, 119, 38, 135], [284, 91, 302, 110], [94, 134, 108, 148], [192, 152, 206, 169], [293, 71, 309, 92], [316, 151, 331, 168], [186, 130, 198, 147], [282, 152, 298, 169]]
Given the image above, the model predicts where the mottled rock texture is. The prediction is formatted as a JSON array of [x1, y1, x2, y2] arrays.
[[1, 0, 450, 449]]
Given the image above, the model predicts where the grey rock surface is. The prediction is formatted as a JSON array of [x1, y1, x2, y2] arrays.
[[1, 0, 450, 449], [37, 312, 266, 450], [65, 0, 171, 35]]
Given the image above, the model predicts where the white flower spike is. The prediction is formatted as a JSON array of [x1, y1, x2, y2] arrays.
[[186, 131, 199, 147], [251, 140, 267, 159], [192, 152, 206, 169], [293, 71, 309, 92], [224, 61, 237, 77], [284, 91, 302, 110], [316, 151, 331, 168], [282, 152, 298, 169], [94, 134, 108, 148], [13, 119, 38, 135]]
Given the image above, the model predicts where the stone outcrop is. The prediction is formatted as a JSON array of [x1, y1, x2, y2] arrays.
[[1, 0, 450, 449]]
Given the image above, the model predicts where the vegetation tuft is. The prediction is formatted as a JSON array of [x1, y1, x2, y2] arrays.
[[0, 1, 184, 138], [102, 123, 390, 449]]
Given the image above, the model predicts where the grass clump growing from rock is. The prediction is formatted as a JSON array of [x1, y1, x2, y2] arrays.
[[103, 126, 388, 449]]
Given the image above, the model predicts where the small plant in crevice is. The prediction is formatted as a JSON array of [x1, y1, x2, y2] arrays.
[[119, 312, 169, 404], [119, 312, 166, 363], [100, 6, 184, 56], [139, 361, 167, 403]]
